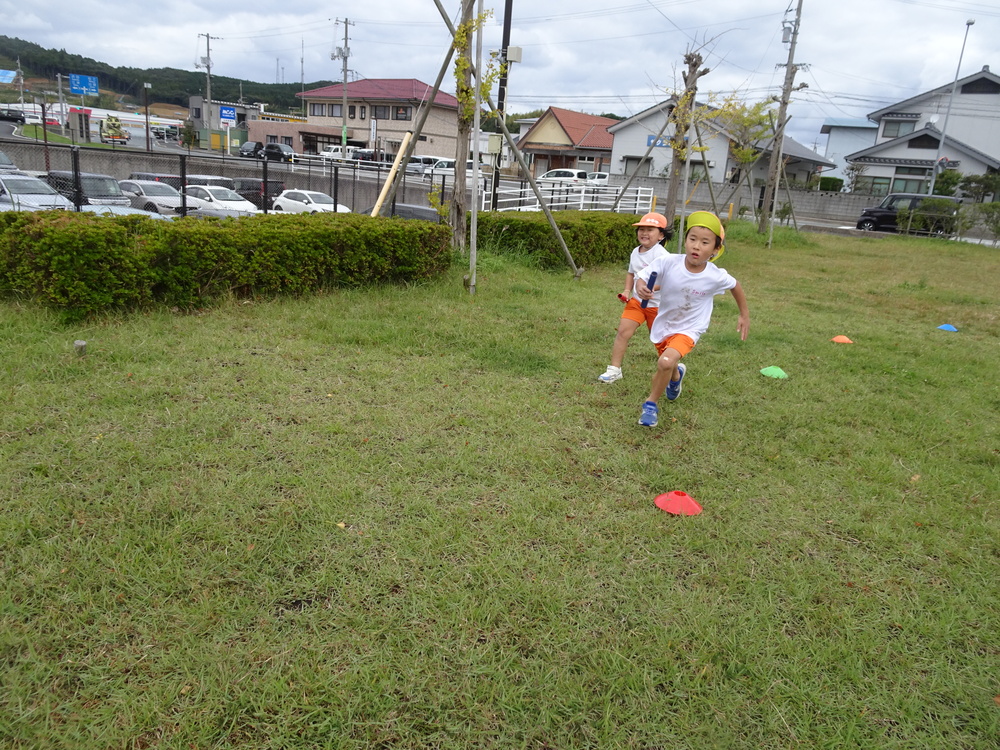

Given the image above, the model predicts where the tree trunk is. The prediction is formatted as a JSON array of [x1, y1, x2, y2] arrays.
[[450, 0, 475, 253]]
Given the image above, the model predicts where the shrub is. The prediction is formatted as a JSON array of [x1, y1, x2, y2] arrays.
[[0, 212, 451, 318]]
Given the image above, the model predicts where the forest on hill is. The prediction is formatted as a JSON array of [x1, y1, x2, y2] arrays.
[[0, 35, 333, 113]]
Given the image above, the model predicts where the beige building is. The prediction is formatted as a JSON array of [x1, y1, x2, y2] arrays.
[[294, 79, 462, 158]]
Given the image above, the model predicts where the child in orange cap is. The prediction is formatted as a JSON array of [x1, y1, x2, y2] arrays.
[[597, 212, 672, 384], [633, 211, 749, 427]]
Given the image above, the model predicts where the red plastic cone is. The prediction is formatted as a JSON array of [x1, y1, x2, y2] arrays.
[[654, 490, 703, 515]]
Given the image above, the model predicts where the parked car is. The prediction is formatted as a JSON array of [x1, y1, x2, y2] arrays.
[[238, 141, 263, 158], [0, 172, 73, 210], [0, 150, 17, 171], [0, 107, 25, 124], [587, 172, 610, 186], [271, 189, 350, 214], [232, 177, 285, 210], [118, 179, 184, 214], [128, 172, 184, 190], [182, 185, 259, 215], [45, 171, 131, 206], [349, 149, 379, 167], [359, 203, 440, 222], [319, 144, 358, 162], [185, 174, 236, 190], [24, 113, 43, 125], [78, 204, 171, 220], [260, 143, 297, 162], [405, 155, 440, 177], [537, 169, 589, 185], [425, 159, 490, 181], [855, 193, 962, 233]]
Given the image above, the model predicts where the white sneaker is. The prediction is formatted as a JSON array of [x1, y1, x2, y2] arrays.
[[598, 366, 623, 383]]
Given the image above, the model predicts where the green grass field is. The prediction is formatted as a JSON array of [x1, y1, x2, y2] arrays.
[[2, 224, 998, 748]]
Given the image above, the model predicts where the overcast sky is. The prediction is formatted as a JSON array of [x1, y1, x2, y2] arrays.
[[3, 0, 998, 152]]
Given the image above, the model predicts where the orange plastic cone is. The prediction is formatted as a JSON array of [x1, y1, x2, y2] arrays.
[[831, 335, 853, 344], [654, 490, 703, 515]]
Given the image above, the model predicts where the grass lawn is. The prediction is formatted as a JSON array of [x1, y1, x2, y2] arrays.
[[1, 224, 998, 748]]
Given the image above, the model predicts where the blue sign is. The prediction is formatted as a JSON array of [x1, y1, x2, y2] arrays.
[[0, 70, 16, 84], [69, 74, 99, 96], [219, 106, 236, 123], [647, 135, 670, 148]]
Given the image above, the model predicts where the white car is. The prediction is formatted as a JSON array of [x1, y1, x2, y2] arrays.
[[587, 172, 610, 186], [119, 179, 184, 214], [0, 172, 73, 210], [425, 158, 491, 181], [181, 185, 259, 215], [537, 169, 588, 185], [271, 190, 351, 214]]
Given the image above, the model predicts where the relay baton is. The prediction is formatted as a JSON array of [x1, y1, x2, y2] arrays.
[[640, 272, 657, 308], [617, 293, 628, 303]]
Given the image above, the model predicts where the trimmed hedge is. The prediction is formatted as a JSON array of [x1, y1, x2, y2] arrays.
[[0, 212, 452, 320], [476, 211, 652, 269]]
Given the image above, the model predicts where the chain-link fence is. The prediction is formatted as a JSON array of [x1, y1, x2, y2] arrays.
[[0, 139, 444, 214]]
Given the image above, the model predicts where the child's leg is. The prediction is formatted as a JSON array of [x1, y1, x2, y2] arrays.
[[609, 318, 642, 367], [646, 347, 682, 403]]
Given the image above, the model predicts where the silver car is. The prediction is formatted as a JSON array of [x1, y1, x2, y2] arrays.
[[0, 172, 73, 211], [119, 179, 184, 214]]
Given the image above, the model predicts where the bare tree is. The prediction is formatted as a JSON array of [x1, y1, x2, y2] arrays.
[[661, 52, 710, 220]]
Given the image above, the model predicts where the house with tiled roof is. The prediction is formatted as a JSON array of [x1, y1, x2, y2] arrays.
[[516, 107, 618, 176], [607, 99, 833, 185], [293, 79, 462, 158], [844, 65, 1000, 196]]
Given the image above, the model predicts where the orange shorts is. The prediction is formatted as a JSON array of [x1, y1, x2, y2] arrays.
[[655, 333, 696, 358], [621, 297, 658, 329]]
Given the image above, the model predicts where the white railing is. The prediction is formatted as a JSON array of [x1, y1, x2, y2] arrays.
[[482, 183, 653, 214]]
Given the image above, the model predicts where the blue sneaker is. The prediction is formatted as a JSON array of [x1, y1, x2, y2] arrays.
[[638, 401, 659, 427], [666, 363, 686, 401]]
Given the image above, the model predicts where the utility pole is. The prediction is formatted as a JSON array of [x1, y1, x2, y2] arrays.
[[331, 19, 354, 151], [757, 0, 805, 236], [490, 0, 514, 211], [197, 33, 219, 138]]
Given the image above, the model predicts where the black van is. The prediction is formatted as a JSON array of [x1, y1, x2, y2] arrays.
[[232, 177, 285, 210], [46, 171, 131, 206]]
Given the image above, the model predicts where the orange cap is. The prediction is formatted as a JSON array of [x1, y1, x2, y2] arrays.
[[632, 212, 669, 229]]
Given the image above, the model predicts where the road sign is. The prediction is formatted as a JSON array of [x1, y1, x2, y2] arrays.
[[220, 106, 236, 124], [69, 74, 99, 96]]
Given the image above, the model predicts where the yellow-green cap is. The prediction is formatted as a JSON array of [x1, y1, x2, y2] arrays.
[[685, 211, 726, 261]]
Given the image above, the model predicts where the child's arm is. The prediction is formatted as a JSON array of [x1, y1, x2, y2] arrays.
[[622, 272, 635, 300], [730, 282, 750, 341]]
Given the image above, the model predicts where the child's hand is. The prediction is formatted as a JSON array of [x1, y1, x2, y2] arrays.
[[737, 314, 750, 341], [634, 279, 653, 300]]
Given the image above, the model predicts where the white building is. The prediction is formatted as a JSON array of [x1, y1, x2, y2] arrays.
[[844, 65, 1000, 196]]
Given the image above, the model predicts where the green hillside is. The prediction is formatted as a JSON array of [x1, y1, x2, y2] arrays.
[[0, 35, 334, 114]]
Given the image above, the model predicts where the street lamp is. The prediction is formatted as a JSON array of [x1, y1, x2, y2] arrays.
[[144, 82, 152, 153], [928, 18, 974, 196]]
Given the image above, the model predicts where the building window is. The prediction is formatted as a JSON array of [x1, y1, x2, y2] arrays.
[[373, 105, 390, 120], [348, 105, 356, 120], [282, 137, 293, 147], [892, 177, 926, 193], [577, 156, 595, 165], [883, 120, 915, 138], [330, 103, 343, 118], [192, 107, 201, 120], [393, 106, 412, 121], [309, 103, 326, 116], [360, 106, 366, 120], [855, 175, 891, 196]]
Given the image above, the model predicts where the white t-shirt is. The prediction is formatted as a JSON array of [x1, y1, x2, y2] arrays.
[[637, 254, 737, 344], [627, 243, 669, 307]]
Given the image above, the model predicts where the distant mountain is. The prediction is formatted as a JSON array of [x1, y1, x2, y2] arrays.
[[0, 35, 334, 113]]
